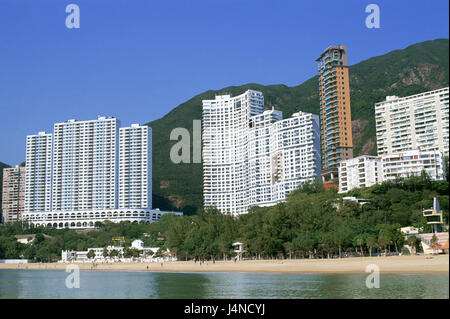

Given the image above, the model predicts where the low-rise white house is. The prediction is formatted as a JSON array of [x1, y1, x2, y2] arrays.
[[61, 245, 124, 262], [14, 234, 53, 244], [131, 239, 145, 249], [61, 242, 177, 263]]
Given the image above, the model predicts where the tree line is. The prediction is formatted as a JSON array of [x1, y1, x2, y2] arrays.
[[0, 174, 448, 262], [163, 174, 448, 261]]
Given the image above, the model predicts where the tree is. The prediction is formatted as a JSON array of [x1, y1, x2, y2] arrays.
[[378, 236, 392, 255], [376, 223, 402, 254], [124, 248, 140, 258], [431, 234, 438, 245], [318, 233, 334, 259], [109, 249, 119, 258], [283, 241, 295, 259], [34, 233, 45, 245], [294, 236, 315, 259], [153, 248, 164, 258], [87, 249, 96, 260], [94, 221, 104, 229], [353, 235, 366, 257], [35, 246, 51, 262], [23, 245, 36, 260], [407, 236, 419, 254], [366, 236, 377, 257], [103, 247, 109, 259]]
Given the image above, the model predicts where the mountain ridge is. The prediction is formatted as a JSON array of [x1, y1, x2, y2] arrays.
[[146, 38, 449, 214]]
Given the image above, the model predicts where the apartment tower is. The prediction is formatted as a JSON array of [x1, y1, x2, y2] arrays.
[[118, 124, 152, 209], [203, 90, 264, 215], [25, 132, 53, 213], [316, 45, 353, 189], [338, 155, 382, 193], [375, 87, 449, 157], [202, 90, 321, 215], [2, 166, 26, 223], [51, 116, 119, 211]]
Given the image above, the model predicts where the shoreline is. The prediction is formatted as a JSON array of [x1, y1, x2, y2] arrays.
[[0, 255, 448, 275]]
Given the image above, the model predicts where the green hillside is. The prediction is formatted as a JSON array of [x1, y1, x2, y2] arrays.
[[147, 38, 449, 214]]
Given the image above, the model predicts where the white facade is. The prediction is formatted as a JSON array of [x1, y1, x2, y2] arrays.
[[339, 155, 382, 193], [202, 90, 321, 215], [119, 124, 151, 209], [131, 239, 145, 249], [338, 150, 446, 193], [23, 208, 182, 229], [62, 245, 177, 262], [22, 116, 181, 229], [269, 111, 321, 203], [203, 90, 264, 215], [52, 116, 119, 212], [62, 246, 124, 262], [375, 87, 449, 157], [381, 149, 446, 182], [25, 132, 52, 212]]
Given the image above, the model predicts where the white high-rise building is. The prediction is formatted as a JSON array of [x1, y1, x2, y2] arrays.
[[338, 150, 446, 193], [25, 132, 52, 212], [22, 116, 180, 229], [338, 155, 382, 193], [381, 150, 446, 182], [119, 124, 152, 209], [203, 90, 264, 215], [375, 87, 449, 157], [51, 116, 119, 212], [202, 90, 321, 215], [248, 109, 282, 207]]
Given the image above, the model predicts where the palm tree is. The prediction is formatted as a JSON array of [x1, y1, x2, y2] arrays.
[[103, 247, 109, 260], [356, 237, 364, 257], [378, 236, 392, 255], [407, 236, 418, 254], [366, 236, 377, 257], [87, 249, 95, 260], [430, 234, 440, 254], [431, 234, 438, 245]]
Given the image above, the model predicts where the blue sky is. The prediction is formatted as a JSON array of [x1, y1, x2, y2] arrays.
[[0, 0, 448, 165]]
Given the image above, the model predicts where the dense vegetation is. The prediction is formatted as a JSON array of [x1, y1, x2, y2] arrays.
[[148, 38, 450, 213], [0, 218, 170, 262], [162, 175, 448, 261], [1, 175, 447, 262]]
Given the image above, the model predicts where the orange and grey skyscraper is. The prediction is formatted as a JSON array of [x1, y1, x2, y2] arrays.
[[316, 45, 353, 188]]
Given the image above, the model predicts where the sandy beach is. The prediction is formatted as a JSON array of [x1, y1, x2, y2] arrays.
[[0, 255, 448, 274]]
